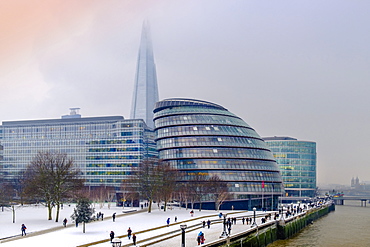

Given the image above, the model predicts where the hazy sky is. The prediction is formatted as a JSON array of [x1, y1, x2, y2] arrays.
[[1, 0, 369, 186]]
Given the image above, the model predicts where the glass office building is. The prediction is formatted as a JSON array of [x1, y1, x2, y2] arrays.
[[0, 110, 156, 189], [263, 137, 316, 198], [153, 98, 284, 210]]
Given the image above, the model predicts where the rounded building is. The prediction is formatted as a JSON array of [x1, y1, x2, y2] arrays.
[[153, 98, 284, 210]]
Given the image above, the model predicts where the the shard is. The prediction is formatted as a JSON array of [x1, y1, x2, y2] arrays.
[[130, 21, 159, 129]]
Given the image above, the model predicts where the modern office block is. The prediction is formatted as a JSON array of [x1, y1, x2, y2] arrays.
[[0, 110, 156, 189], [153, 98, 284, 210], [263, 136, 316, 198], [130, 21, 159, 129]]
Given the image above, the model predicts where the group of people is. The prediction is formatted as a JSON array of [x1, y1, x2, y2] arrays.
[[110, 227, 137, 245], [96, 212, 104, 221], [201, 219, 211, 229], [196, 231, 205, 245]]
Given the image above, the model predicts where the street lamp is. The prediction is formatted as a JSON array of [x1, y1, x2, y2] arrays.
[[251, 207, 257, 227], [180, 224, 187, 247], [111, 238, 122, 247], [220, 213, 228, 237]]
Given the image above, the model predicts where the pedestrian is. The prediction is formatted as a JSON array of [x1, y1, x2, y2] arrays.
[[242, 217, 245, 225], [166, 218, 170, 226], [196, 231, 202, 245], [207, 219, 211, 229], [110, 231, 115, 243], [101, 213, 104, 221], [63, 218, 67, 227], [132, 233, 137, 245], [112, 213, 116, 222], [75, 220, 79, 227], [219, 212, 223, 218], [200, 232, 205, 244], [175, 216, 177, 222], [190, 210, 194, 217], [202, 220, 205, 228], [127, 227, 132, 239], [21, 224, 27, 236]]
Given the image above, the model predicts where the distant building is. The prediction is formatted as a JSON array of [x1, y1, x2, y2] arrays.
[[154, 98, 284, 210], [0, 109, 156, 189], [263, 136, 317, 198], [130, 21, 159, 129]]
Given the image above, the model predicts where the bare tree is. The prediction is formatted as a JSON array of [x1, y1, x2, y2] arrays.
[[207, 175, 231, 211], [24, 151, 84, 221], [157, 162, 179, 211], [90, 185, 115, 209], [187, 173, 209, 211], [131, 158, 168, 213]]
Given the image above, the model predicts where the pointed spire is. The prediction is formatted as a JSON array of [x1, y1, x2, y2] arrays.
[[130, 21, 159, 129]]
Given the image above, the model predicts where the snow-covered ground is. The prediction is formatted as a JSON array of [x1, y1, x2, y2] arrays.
[[0, 203, 251, 247]]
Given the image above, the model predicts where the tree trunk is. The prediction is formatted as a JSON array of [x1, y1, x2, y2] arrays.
[[148, 200, 152, 213], [12, 205, 15, 223], [164, 201, 167, 212], [55, 203, 60, 222], [48, 203, 53, 220], [83, 222, 85, 233]]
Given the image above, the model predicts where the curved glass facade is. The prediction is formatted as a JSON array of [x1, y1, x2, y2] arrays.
[[263, 137, 316, 198], [154, 98, 284, 209]]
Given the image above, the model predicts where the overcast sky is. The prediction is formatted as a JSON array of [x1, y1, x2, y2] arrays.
[[1, 0, 369, 186]]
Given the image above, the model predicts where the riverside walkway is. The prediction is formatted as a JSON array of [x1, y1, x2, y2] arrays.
[[1, 203, 323, 247]]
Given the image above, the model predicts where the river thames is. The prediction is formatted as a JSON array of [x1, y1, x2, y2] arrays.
[[268, 201, 370, 247]]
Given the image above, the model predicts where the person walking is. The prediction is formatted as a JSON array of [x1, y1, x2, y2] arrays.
[[110, 231, 115, 243], [196, 232, 202, 245], [200, 232, 205, 245], [166, 218, 170, 226], [112, 213, 116, 222], [207, 219, 211, 229], [132, 233, 137, 246], [63, 218, 67, 227], [21, 224, 27, 236], [127, 227, 132, 239]]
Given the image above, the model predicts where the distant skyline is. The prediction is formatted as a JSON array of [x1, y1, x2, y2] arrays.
[[1, 0, 370, 185]]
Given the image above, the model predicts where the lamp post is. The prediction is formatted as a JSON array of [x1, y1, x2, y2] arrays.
[[111, 238, 122, 247], [180, 224, 187, 247], [251, 207, 257, 227], [220, 213, 228, 237]]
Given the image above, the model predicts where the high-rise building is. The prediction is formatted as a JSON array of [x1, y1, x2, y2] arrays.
[[153, 98, 284, 210], [130, 21, 159, 129], [0, 109, 157, 189], [263, 136, 317, 198]]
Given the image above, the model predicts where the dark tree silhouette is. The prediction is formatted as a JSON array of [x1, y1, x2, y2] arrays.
[[24, 151, 84, 221]]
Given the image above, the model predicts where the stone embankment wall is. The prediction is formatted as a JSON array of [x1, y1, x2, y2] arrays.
[[205, 203, 335, 247]]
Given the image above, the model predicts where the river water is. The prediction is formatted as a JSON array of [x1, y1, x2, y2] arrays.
[[268, 201, 370, 247]]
